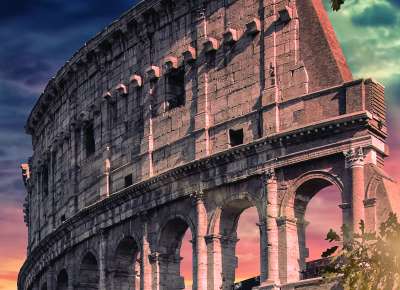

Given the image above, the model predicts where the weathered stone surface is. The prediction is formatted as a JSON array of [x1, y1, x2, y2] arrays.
[[19, 1, 398, 290]]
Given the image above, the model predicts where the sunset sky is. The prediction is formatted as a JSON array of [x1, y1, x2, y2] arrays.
[[0, 0, 400, 289]]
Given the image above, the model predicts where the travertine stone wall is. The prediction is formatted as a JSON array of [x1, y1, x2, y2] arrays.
[[19, 1, 395, 290]]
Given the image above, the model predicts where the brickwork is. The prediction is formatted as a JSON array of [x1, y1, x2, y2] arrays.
[[19, 1, 397, 290]]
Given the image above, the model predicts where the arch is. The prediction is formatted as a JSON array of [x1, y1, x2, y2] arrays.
[[365, 173, 382, 200], [208, 191, 262, 290], [56, 269, 68, 290], [280, 170, 344, 219], [78, 252, 99, 290], [112, 235, 142, 290], [278, 171, 344, 282], [208, 191, 263, 236], [157, 213, 196, 247], [157, 216, 194, 290]]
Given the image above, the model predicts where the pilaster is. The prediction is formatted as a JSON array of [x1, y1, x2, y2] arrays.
[[191, 191, 207, 290], [98, 230, 108, 290], [344, 147, 365, 233], [259, 169, 280, 289], [277, 216, 300, 284], [141, 213, 152, 290], [205, 234, 238, 290]]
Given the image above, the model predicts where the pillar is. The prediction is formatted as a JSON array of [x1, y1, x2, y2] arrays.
[[141, 214, 153, 290], [205, 235, 223, 290], [47, 267, 55, 290], [148, 252, 160, 290], [260, 170, 280, 289], [205, 234, 237, 290], [99, 230, 107, 290], [192, 191, 207, 290], [277, 216, 300, 284], [67, 269, 74, 290], [344, 147, 365, 233]]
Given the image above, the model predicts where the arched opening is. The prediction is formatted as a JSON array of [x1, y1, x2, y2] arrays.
[[113, 236, 141, 290], [293, 178, 342, 280], [78, 252, 99, 290], [56, 269, 68, 290], [216, 198, 260, 290], [41, 282, 47, 290], [158, 217, 193, 290], [235, 207, 260, 287], [180, 228, 193, 290]]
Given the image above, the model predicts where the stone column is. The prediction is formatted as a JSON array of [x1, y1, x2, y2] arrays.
[[192, 191, 207, 290], [148, 252, 160, 290], [277, 216, 300, 284], [205, 234, 237, 290], [259, 170, 280, 289], [205, 235, 223, 290], [68, 269, 74, 290], [344, 147, 365, 233], [47, 266, 55, 290], [141, 214, 153, 290], [99, 230, 108, 290]]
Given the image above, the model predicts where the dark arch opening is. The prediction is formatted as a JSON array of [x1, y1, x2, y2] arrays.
[[41, 282, 47, 290], [159, 217, 193, 290], [56, 269, 68, 290], [78, 252, 99, 290], [114, 236, 141, 290], [218, 198, 260, 289], [294, 178, 342, 280]]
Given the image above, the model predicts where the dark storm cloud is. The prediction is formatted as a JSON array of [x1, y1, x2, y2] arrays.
[[352, 4, 398, 27], [0, 159, 29, 204], [0, 0, 138, 165], [0, 0, 137, 87], [0, 0, 135, 30], [389, 0, 400, 7]]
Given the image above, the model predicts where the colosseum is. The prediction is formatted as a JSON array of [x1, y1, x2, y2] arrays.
[[18, 0, 400, 290]]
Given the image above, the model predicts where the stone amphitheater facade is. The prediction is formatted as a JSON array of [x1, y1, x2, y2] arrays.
[[19, 0, 400, 290]]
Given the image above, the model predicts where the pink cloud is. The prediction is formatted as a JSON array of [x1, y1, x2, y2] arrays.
[[0, 201, 27, 290]]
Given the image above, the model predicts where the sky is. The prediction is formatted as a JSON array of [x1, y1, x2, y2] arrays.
[[0, 0, 399, 289]]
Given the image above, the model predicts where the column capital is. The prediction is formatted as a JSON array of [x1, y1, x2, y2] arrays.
[[264, 168, 277, 184], [339, 202, 352, 210], [139, 210, 150, 222], [149, 252, 182, 264], [344, 147, 365, 168], [363, 198, 377, 208], [190, 190, 206, 204], [276, 216, 297, 227], [204, 234, 238, 245], [148, 252, 160, 264], [98, 228, 109, 239]]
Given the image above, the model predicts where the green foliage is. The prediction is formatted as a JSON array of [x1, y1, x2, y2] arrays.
[[322, 213, 400, 290], [330, 0, 345, 11]]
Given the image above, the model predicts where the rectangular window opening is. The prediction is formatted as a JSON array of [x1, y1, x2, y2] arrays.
[[124, 174, 133, 187], [229, 128, 244, 147], [42, 165, 49, 196], [84, 123, 96, 157], [166, 68, 185, 110]]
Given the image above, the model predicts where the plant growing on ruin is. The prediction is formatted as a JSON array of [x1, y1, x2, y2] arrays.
[[322, 213, 400, 289], [330, 0, 345, 11]]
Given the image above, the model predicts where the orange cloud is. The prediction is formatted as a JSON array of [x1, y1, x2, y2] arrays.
[[0, 201, 27, 290]]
